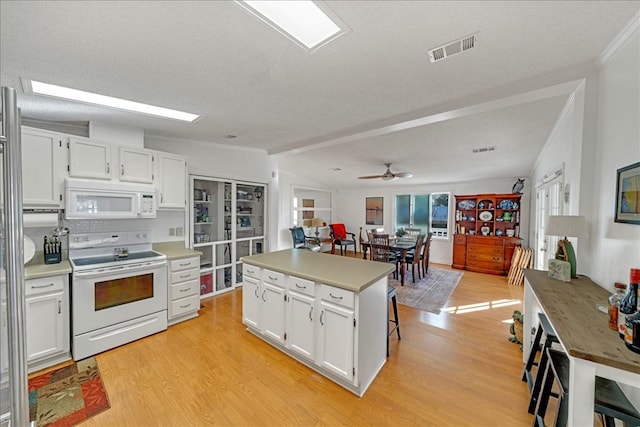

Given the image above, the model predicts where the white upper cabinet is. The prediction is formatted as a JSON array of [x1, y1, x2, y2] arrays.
[[119, 146, 153, 183], [157, 152, 187, 209], [22, 127, 67, 207], [68, 136, 112, 180]]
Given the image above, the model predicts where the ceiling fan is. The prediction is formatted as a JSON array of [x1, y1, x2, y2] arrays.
[[358, 163, 414, 181]]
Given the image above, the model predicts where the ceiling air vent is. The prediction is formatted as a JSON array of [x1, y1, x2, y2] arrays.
[[428, 33, 478, 63], [472, 146, 496, 154]]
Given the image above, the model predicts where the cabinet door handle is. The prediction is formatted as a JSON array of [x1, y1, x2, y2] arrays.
[[295, 283, 306, 289], [31, 283, 54, 289], [329, 293, 343, 300], [261, 290, 266, 302], [179, 262, 190, 267], [106, 162, 110, 174], [160, 193, 164, 203], [320, 310, 324, 326], [179, 274, 190, 279], [180, 303, 191, 309], [309, 306, 313, 321], [58, 300, 61, 314], [179, 288, 190, 292], [268, 275, 277, 281], [254, 286, 259, 298], [121, 164, 125, 176]]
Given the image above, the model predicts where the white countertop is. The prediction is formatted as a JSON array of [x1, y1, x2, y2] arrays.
[[241, 249, 394, 292]]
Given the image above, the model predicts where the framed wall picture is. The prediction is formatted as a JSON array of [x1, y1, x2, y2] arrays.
[[366, 197, 383, 225], [615, 161, 640, 224], [302, 199, 314, 219]]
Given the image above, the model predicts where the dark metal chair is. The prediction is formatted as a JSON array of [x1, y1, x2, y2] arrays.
[[289, 227, 321, 252]]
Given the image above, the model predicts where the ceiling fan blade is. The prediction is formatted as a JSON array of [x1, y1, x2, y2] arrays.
[[394, 172, 414, 179], [358, 175, 384, 180]]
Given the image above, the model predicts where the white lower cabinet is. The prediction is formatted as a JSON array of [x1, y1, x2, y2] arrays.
[[286, 290, 315, 362], [167, 256, 200, 325], [242, 264, 385, 396], [25, 275, 70, 373], [318, 298, 355, 381]]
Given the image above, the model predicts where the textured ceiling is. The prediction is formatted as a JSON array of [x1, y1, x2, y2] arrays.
[[1, 1, 638, 187]]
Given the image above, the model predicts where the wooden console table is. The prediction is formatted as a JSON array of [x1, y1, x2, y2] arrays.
[[523, 269, 640, 426]]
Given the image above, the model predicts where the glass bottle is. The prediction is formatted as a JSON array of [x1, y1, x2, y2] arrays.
[[608, 282, 626, 330], [619, 268, 640, 339], [625, 310, 640, 354]]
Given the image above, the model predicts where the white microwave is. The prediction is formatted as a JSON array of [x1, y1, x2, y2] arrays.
[[65, 179, 156, 219]]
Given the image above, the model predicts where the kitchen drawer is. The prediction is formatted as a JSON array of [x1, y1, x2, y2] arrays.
[[170, 256, 199, 272], [170, 268, 199, 284], [468, 244, 503, 255], [243, 264, 260, 280], [288, 275, 315, 298], [169, 294, 199, 318], [320, 284, 354, 309], [467, 236, 503, 246], [263, 269, 285, 286], [25, 275, 64, 297], [170, 279, 199, 300]]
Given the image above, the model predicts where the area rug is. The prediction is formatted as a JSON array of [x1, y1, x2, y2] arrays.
[[389, 266, 464, 314], [28, 357, 110, 427]]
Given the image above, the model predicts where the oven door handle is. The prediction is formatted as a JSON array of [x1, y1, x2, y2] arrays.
[[73, 260, 167, 278]]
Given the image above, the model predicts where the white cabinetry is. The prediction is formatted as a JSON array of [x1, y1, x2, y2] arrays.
[[1, 301, 7, 373], [241, 257, 387, 396], [119, 146, 154, 183], [167, 256, 200, 325], [68, 136, 112, 180], [21, 127, 67, 207], [261, 269, 286, 345], [242, 265, 261, 329], [25, 275, 70, 373], [286, 276, 316, 362], [157, 153, 187, 209], [318, 285, 355, 381]]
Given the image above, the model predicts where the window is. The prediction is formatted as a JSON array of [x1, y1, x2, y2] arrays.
[[394, 192, 450, 239], [292, 187, 332, 227]]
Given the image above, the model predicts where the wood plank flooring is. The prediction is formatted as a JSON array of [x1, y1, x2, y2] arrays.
[[37, 261, 540, 426]]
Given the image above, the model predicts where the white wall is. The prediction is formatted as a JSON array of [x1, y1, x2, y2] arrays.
[[145, 135, 280, 249], [334, 178, 530, 265]]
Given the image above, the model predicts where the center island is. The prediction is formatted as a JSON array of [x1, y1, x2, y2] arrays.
[[240, 249, 395, 397]]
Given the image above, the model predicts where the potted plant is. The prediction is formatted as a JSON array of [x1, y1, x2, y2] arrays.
[[395, 228, 407, 238]]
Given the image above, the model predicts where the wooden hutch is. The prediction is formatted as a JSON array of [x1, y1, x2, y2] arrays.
[[452, 193, 523, 276]]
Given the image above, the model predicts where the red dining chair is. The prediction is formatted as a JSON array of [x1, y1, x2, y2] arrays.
[[329, 223, 357, 255]]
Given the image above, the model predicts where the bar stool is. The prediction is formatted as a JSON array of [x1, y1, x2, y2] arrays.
[[387, 286, 401, 356], [534, 348, 640, 427], [522, 312, 559, 414]]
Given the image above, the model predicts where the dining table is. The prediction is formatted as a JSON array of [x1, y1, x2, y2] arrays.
[[360, 237, 417, 286]]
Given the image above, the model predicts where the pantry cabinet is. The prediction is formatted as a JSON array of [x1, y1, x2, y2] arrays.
[[286, 276, 316, 362], [21, 127, 67, 207], [191, 176, 266, 298], [25, 274, 70, 373]]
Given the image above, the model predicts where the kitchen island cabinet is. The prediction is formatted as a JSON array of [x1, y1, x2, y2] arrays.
[[241, 249, 394, 397]]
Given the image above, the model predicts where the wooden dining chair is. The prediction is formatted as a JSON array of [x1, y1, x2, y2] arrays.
[[403, 234, 425, 282], [405, 228, 421, 239], [369, 233, 399, 278], [422, 232, 433, 276]]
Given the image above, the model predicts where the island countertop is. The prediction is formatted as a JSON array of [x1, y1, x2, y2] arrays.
[[241, 249, 394, 293]]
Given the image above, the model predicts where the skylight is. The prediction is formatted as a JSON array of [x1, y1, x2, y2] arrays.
[[22, 79, 199, 122], [236, 0, 348, 52]]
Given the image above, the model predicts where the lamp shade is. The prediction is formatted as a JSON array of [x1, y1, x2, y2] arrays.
[[546, 215, 589, 238], [310, 218, 324, 227]]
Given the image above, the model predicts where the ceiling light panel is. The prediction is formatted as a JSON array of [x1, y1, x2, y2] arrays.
[[236, 0, 348, 52], [22, 79, 199, 122]]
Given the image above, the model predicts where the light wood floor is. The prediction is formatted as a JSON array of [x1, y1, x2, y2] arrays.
[[37, 260, 540, 426]]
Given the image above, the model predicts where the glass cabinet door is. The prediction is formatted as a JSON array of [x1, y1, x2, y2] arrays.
[[191, 176, 266, 297]]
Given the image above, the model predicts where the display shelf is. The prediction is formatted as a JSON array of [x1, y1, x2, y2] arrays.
[[453, 193, 523, 276]]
